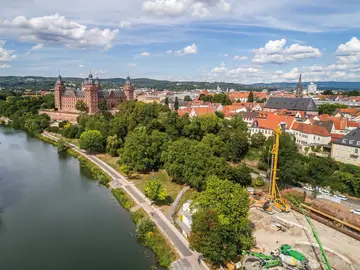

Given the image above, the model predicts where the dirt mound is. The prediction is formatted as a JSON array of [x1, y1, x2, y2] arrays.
[[310, 199, 360, 227]]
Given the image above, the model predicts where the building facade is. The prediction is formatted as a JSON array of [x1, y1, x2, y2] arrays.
[[54, 74, 135, 114], [331, 128, 360, 166]]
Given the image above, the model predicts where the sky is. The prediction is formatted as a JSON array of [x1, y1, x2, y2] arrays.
[[1, 0, 360, 84]]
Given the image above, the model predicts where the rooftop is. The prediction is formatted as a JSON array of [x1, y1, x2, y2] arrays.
[[265, 97, 318, 112], [334, 128, 360, 148]]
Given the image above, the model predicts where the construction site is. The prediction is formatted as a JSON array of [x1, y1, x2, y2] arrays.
[[241, 124, 360, 270]]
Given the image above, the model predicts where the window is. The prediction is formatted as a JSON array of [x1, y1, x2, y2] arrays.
[[357, 141, 360, 146], [342, 139, 348, 143], [350, 140, 355, 145], [318, 137, 320, 141], [355, 149, 358, 154]]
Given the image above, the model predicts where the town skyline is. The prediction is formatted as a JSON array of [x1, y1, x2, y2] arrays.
[[1, 0, 360, 83]]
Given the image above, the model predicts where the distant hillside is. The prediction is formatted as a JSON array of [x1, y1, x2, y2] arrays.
[[1, 76, 360, 91], [0, 76, 251, 91], [250, 81, 360, 90]]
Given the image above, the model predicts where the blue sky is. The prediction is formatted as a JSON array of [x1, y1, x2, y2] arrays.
[[1, 0, 360, 84]]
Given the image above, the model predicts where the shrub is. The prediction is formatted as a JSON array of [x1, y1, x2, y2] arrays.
[[254, 176, 265, 187], [57, 139, 68, 153], [112, 188, 135, 210], [281, 189, 306, 204], [136, 218, 155, 239]]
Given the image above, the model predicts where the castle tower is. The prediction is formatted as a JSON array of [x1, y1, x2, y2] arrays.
[[296, 74, 303, 98], [84, 73, 99, 114], [54, 75, 65, 110], [123, 76, 135, 101]]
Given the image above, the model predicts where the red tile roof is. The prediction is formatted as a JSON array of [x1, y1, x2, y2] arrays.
[[331, 133, 345, 142], [292, 122, 330, 137], [177, 108, 191, 116], [192, 107, 215, 116], [254, 114, 295, 130]]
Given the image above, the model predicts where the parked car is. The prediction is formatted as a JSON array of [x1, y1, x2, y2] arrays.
[[319, 188, 331, 195], [350, 209, 360, 215], [334, 194, 348, 201]]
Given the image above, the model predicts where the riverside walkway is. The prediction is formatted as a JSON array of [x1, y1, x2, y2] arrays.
[[43, 132, 208, 270]]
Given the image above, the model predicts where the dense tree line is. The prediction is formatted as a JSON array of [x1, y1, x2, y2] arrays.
[[198, 93, 232, 105], [0, 94, 54, 135], [318, 103, 348, 115], [71, 101, 251, 190], [260, 134, 360, 197]]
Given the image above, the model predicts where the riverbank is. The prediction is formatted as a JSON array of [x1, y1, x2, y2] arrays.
[[39, 132, 182, 268]]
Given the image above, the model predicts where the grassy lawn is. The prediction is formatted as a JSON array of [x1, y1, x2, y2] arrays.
[[49, 132, 80, 147], [96, 154, 186, 215], [131, 170, 184, 215]]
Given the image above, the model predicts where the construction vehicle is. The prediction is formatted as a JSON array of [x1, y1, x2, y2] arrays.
[[242, 244, 309, 270], [242, 250, 281, 269], [265, 123, 291, 213]]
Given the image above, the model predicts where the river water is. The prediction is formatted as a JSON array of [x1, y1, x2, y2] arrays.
[[0, 127, 157, 270]]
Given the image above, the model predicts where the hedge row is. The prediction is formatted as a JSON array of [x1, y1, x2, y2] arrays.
[[111, 188, 135, 210]]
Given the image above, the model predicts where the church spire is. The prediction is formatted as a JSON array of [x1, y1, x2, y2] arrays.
[[296, 74, 303, 98]]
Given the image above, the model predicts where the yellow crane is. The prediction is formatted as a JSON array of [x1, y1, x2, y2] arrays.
[[267, 123, 291, 213]]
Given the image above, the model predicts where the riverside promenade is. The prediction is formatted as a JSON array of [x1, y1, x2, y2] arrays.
[[43, 132, 208, 270]]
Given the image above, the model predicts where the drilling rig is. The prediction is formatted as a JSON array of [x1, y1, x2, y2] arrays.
[[265, 123, 291, 213]]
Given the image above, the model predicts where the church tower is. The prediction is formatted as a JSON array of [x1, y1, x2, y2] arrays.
[[123, 76, 135, 101], [84, 73, 99, 114], [296, 74, 303, 98], [54, 75, 65, 110]]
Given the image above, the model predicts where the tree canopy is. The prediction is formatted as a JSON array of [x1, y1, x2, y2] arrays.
[[79, 130, 104, 153], [189, 176, 253, 263]]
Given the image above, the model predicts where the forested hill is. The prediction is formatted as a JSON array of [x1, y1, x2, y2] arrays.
[[0, 76, 249, 91], [251, 81, 360, 90]]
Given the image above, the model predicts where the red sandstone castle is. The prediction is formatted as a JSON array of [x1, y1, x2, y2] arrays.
[[54, 73, 135, 114]]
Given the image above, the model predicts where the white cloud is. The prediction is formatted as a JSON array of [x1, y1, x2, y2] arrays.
[[336, 37, 360, 64], [78, 64, 84, 68], [143, 0, 186, 16], [127, 63, 136, 67], [220, 62, 225, 67], [176, 43, 198, 55], [0, 64, 11, 68], [228, 67, 260, 74], [119, 21, 132, 29], [191, 2, 210, 18], [223, 53, 228, 57], [233, 55, 248, 61], [142, 0, 230, 18], [0, 40, 17, 61], [31, 43, 44, 50], [166, 50, 173, 54], [252, 39, 322, 64], [212, 66, 227, 73], [93, 69, 107, 76], [140, 51, 150, 56], [1, 14, 119, 50]]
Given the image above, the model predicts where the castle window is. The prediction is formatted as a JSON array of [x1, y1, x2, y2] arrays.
[[349, 140, 355, 145]]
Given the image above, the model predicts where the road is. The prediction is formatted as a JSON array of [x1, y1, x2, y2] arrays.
[[43, 132, 208, 270]]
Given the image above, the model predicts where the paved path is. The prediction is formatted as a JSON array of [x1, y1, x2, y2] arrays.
[[169, 186, 190, 221], [43, 132, 208, 270]]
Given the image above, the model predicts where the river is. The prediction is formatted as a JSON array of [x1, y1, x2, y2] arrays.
[[0, 127, 158, 270]]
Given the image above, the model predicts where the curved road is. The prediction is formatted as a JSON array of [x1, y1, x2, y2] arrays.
[[43, 132, 208, 270]]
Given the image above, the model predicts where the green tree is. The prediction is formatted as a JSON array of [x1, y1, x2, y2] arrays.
[[212, 93, 232, 105], [318, 103, 347, 115], [57, 138, 68, 152], [75, 100, 88, 113], [227, 165, 252, 186], [323, 90, 334, 95], [189, 176, 252, 263], [98, 99, 108, 111], [162, 138, 228, 189], [251, 132, 266, 148], [119, 129, 169, 171], [184, 95, 192, 102], [144, 177, 167, 201], [247, 91, 254, 102], [164, 97, 169, 106], [106, 134, 121, 156], [174, 97, 179, 111], [79, 130, 104, 153]]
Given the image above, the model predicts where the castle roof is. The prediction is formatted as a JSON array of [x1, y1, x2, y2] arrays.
[[125, 76, 132, 85]]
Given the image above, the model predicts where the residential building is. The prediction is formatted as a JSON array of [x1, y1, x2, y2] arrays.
[[250, 113, 295, 138], [290, 122, 331, 149], [176, 200, 195, 238], [332, 128, 360, 166], [238, 111, 259, 128]]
